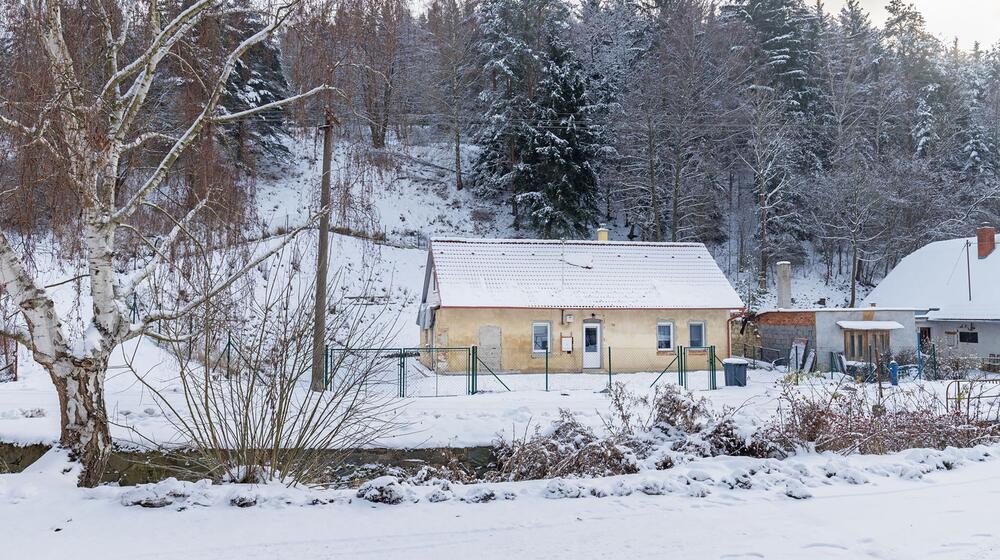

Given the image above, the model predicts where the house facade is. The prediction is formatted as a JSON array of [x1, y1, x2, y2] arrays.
[[416, 234, 745, 374], [862, 225, 1000, 363]]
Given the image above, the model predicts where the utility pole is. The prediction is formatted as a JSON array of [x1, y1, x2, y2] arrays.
[[311, 110, 335, 392]]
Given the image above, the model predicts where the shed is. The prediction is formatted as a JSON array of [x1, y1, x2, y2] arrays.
[[751, 308, 919, 371]]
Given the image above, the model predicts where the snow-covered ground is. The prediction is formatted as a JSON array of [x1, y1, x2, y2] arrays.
[[4, 443, 1000, 559], [1, 325, 781, 448]]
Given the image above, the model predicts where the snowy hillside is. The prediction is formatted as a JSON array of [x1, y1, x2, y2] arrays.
[[256, 138, 512, 243]]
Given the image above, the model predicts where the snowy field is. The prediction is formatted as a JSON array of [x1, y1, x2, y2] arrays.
[[4, 443, 1000, 560]]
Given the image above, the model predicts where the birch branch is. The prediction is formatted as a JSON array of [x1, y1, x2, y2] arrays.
[[113, 1, 304, 224], [123, 197, 211, 298], [130, 214, 321, 334]]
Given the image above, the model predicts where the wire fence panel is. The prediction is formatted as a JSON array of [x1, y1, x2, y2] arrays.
[[732, 341, 785, 367], [471, 346, 726, 394], [325, 345, 733, 398], [326, 348, 404, 397], [401, 347, 471, 398]]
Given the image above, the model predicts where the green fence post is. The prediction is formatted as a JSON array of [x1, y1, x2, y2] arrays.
[[323, 344, 329, 389], [471, 346, 478, 395], [545, 348, 549, 392], [709, 346, 716, 390], [682, 346, 688, 390], [607, 346, 613, 389], [677, 346, 684, 387], [931, 344, 938, 379], [399, 348, 406, 399]]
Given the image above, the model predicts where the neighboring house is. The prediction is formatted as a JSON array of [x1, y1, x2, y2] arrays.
[[416, 232, 744, 374], [863, 225, 1000, 363]]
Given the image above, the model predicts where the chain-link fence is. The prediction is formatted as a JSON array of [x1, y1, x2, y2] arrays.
[[473, 345, 728, 394], [324, 345, 733, 397], [326, 347, 474, 398]]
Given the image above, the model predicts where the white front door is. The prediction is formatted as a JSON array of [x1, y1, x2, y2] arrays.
[[583, 323, 601, 369]]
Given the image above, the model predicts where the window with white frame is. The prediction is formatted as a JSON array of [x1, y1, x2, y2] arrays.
[[532, 322, 550, 353], [656, 322, 674, 351], [689, 322, 706, 348]]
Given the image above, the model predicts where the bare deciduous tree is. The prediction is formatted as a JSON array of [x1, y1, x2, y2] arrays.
[[0, 0, 329, 486]]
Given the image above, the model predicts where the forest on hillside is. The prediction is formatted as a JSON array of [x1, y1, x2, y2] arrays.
[[3, 0, 1000, 305]]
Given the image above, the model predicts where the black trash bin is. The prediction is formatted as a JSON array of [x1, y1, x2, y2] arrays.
[[723, 358, 748, 387]]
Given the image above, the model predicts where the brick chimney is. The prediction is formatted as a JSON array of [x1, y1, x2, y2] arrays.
[[977, 224, 996, 259]]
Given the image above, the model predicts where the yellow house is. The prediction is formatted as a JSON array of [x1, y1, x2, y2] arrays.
[[416, 232, 745, 374]]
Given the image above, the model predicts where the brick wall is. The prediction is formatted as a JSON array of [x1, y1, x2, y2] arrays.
[[755, 311, 816, 327]]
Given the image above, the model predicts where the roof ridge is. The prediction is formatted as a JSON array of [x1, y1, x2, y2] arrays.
[[430, 237, 706, 248]]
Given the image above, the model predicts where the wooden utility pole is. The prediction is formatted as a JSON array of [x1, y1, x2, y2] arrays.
[[311, 110, 335, 392]]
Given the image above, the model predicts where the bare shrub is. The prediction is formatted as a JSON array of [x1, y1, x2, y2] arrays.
[[490, 384, 779, 482], [127, 243, 403, 485], [768, 380, 1000, 454], [488, 410, 638, 482], [652, 384, 712, 433], [926, 344, 982, 381]]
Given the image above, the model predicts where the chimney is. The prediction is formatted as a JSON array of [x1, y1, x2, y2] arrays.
[[976, 224, 996, 259], [596, 225, 609, 242], [776, 261, 792, 309]]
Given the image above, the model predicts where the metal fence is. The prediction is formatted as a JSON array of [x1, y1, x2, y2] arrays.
[[732, 341, 787, 367], [476, 345, 725, 392], [946, 378, 1000, 420], [324, 345, 731, 397], [326, 347, 474, 398]]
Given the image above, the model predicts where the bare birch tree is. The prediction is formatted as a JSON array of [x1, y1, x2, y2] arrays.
[[0, 0, 329, 486]]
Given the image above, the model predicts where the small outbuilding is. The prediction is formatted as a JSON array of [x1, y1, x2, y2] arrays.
[[416, 233, 745, 374], [751, 307, 919, 371]]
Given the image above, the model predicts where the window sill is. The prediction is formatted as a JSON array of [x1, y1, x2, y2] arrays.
[[656, 349, 676, 354]]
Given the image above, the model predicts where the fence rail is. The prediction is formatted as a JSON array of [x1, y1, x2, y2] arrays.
[[946, 378, 1000, 420]]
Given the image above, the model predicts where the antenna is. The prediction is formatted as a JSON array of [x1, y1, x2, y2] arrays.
[[561, 238, 565, 288], [967, 239, 973, 302]]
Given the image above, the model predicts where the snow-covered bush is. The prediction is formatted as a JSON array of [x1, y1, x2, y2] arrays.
[[490, 385, 781, 482], [356, 476, 411, 504], [462, 487, 497, 503], [543, 479, 584, 499]]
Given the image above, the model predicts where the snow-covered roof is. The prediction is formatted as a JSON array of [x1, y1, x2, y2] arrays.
[[836, 321, 904, 331], [424, 238, 744, 310], [758, 307, 919, 314], [862, 234, 1000, 321]]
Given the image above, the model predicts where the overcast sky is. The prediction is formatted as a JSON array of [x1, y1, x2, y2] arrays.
[[826, 0, 1000, 48]]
